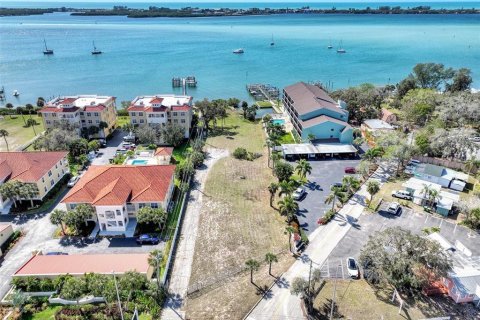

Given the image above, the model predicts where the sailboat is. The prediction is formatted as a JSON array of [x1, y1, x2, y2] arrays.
[[336, 40, 346, 53], [43, 39, 54, 55], [91, 41, 102, 55], [270, 34, 275, 46]]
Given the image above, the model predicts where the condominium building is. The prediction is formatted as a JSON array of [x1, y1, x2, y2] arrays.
[[283, 82, 353, 144], [39, 95, 117, 137], [127, 95, 193, 139], [62, 165, 175, 235], [0, 151, 69, 210]]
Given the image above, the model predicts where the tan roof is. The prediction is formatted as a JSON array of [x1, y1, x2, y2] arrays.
[[14, 253, 150, 277], [0, 224, 12, 233], [0, 152, 68, 183], [302, 114, 352, 129], [62, 165, 175, 205], [284, 82, 346, 116], [155, 147, 173, 156]]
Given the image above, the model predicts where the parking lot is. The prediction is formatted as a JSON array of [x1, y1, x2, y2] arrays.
[[91, 129, 126, 165], [321, 202, 480, 279], [292, 158, 361, 235]]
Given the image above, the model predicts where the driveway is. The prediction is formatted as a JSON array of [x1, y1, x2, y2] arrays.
[[91, 129, 126, 165], [293, 158, 361, 235]]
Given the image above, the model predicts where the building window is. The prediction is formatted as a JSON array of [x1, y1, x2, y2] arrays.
[[330, 128, 334, 132], [42, 177, 45, 183], [151, 203, 159, 209], [160, 114, 165, 118], [116, 210, 121, 216], [46, 120, 51, 124], [80, 112, 84, 116], [118, 221, 124, 227], [106, 211, 115, 219], [173, 112, 178, 116], [99, 213, 104, 218], [94, 112, 99, 116], [44, 186, 47, 192], [139, 203, 146, 209], [50, 180, 54, 186], [96, 120, 100, 124], [107, 221, 117, 227], [81, 120, 86, 123], [139, 112, 143, 116], [132, 119, 137, 124], [181, 112, 185, 116], [131, 112, 136, 116], [48, 170, 52, 177], [62, 169, 65, 174], [70, 204, 77, 210], [88, 120, 93, 124], [181, 119, 186, 123]]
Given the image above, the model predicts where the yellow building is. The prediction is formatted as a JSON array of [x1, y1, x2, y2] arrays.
[[0, 151, 69, 211]]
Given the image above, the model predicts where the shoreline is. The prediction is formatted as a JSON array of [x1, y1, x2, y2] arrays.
[[1, 6, 479, 18]]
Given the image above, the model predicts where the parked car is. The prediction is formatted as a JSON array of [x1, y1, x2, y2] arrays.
[[116, 148, 128, 155], [408, 159, 421, 166], [123, 135, 136, 143], [98, 139, 107, 148], [469, 136, 480, 142], [387, 202, 401, 215], [292, 187, 306, 200], [67, 176, 80, 187], [344, 167, 356, 174], [346, 257, 359, 279], [136, 234, 160, 245], [391, 190, 412, 200], [331, 182, 343, 189], [45, 252, 68, 255]]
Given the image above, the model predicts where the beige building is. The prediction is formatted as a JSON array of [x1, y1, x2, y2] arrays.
[[39, 95, 117, 137], [0, 224, 14, 255], [127, 95, 193, 139], [0, 152, 69, 211]]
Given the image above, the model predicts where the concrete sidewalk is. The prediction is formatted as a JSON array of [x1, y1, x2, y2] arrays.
[[161, 148, 228, 320], [246, 163, 393, 320]]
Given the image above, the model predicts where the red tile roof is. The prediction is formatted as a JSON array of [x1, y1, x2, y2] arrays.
[[154, 147, 173, 156], [150, 97, 164, 104], [60, 98, 77, 104], [127, 105, 168, 112], [39, 106, 80, 113], [171, 105, 191, 111], [0, 152, 68, 183], [14, 253, 150, 277], [62, 165, 175, 205], [84, 104, 107, 112]]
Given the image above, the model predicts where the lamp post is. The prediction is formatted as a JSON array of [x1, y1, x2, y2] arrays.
[[112, 271, 125, 320]]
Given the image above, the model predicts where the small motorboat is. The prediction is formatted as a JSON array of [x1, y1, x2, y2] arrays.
[[13, 90, 20, 97], [233, 48, 244, 54]]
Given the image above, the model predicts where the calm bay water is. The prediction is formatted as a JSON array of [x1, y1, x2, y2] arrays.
[[1, 11, 479, 105]]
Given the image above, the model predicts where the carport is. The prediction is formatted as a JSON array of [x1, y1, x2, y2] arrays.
[[281, 142, 357, 160]]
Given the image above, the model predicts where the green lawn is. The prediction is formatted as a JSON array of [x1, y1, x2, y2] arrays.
[[24, 306, 61, 319], [255, 100, 273, 108], [172, 141, 191, 164], [117, 116, 130, 128], [279, 132, 296, 144], [0, 115, 44, 151]]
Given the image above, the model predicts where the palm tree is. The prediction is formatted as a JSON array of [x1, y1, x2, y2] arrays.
[[23, 183, 39, 207], [366, 180, 380, 202], [26, 118, 37, 136], [265, 252, 278, 277], [265, 138, 276, 168], [342, 176, 360, 195], [50, 209, 66, 235], [325, 188, 345, 211], [5, 103, 14, 119], [421, 184, 433, 207], [16, 107, 26, 126], [0, 129, 9, 151], [362, 147, 384, 163], [465, 157, 480, 176], [98, 121, 109, 139], [307, 133, 316, 143], [295, 159, 312, 181], [427, 188, 441, 210], [88, 126, 99, 138], [148, 249, 164, 302], [245, 259, 260, 285], [278, 195, 299, 222], [268, 182, 278, 207], [25, 104, 34, 118], [285, 226, 295, 253], [278, 179, 296, 197]]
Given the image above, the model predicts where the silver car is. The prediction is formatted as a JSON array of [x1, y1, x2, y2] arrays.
[[67, 176, 80, 187], [387, 202, 401, 215], [292, 187, 306, 200]]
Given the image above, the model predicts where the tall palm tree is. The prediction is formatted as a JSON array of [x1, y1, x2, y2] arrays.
[[24, 183, 39, 207], [245, 259, 260, 285], [278, 179, 296, 197], [148, 249, 164, 303], [26, 118, 37, 136], [295, 159, 312, 181], [342, 175, 360, 195], [366, 180, 380, 202], [427, 189, 441, 210], [265, 252, 278, 277], [5, 103, 14, 119], [285, 226, 295, 253], [324, 188, 345, 211], [421, 184, 433, 207], [98, 121, 109, 139], [265, 138, 276, 168], [362, 147, 384, 164], [16, 107, 26, 126], [25, 104, 34, 118], [0, 129, 9, 151], [268, 182, 278, 207], [277, 195, 299, 222], [50, 209, 66, 235]]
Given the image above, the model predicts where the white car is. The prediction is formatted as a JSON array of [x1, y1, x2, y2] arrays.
[[292, 187, 306, 200], [346, 257, 359, 279], [391, 190, 412, 200], [67, 176, 80, 187], [387, 202, 401, 215]]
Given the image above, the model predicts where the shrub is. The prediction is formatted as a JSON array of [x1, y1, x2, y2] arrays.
[[233, 147, 248, 160], [273, 161, 294, 182], [190, 151, 205, 168]]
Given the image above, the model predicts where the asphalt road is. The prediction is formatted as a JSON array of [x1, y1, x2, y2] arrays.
[[91, 129, 126, 165], [294, 158, 361, 235]]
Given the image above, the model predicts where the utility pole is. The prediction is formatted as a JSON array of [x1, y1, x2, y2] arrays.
[[112, 271, 125, 320]]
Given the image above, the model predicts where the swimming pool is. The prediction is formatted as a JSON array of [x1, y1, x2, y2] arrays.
[[271, 119, 285, 125], [131, 159, 148, 165]]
